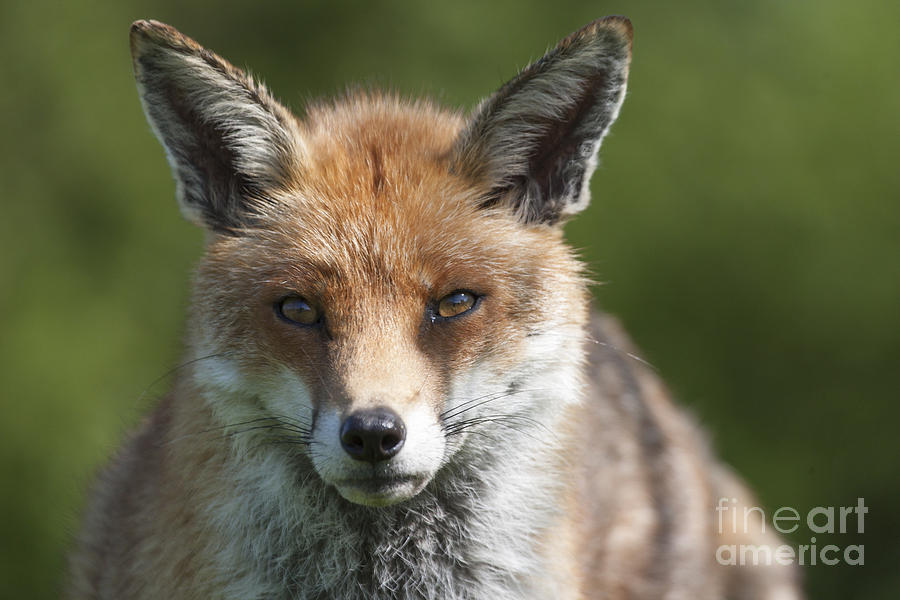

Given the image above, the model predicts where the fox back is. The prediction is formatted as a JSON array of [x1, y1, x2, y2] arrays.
[[66, 17, 802, 600]]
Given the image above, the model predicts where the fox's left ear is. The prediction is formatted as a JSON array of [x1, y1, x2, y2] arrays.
[[452, 16, 632, 224]]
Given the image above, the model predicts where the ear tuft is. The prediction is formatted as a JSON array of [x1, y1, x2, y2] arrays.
[[453, 16, 633, 224], [130, 20, 301, 233]]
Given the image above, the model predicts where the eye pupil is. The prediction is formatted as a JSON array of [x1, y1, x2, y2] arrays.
[[437, 291, 476, 319], [278, 296, 320, 326]]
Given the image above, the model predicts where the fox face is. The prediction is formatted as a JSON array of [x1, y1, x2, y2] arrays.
[[191, 167, 587, 506], [130, 18, 631, 507]]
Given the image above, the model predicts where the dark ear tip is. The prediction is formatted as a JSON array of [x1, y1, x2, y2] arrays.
[[556, 16, 633, 61], [599, 15, 633, 42], [130, 19, 170, 43], [130, 19, 198, 58], [578, 15, 633, 49], [130, 19, 157, 35]]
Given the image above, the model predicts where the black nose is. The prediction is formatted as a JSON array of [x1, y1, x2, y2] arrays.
[[340, 408, 406, 463]]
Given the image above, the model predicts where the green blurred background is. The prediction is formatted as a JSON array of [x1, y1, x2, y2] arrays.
[[1, 0, 897, 597]]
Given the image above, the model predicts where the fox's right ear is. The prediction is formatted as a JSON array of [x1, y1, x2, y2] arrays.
[[130, 20, 301, 233]]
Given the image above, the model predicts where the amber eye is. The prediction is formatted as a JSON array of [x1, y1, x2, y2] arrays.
[[437, 291, 478, 319], [277, 296, 321, 326]]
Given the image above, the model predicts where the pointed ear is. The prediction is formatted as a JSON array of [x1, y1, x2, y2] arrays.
[[130, 20, 301, 233], [452, 16, 632, 224]]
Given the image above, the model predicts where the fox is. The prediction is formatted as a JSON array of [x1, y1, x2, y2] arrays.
[[66, 16, 803, 600]]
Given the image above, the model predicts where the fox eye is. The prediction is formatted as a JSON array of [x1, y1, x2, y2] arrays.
[[277, 296, 321, 326], [437, 291, 478, 319]]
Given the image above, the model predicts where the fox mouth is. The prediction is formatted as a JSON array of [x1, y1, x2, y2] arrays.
[[332, 473, 429, 507]]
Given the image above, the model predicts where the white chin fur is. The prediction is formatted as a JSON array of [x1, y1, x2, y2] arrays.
[[334, 474, 431, 507]]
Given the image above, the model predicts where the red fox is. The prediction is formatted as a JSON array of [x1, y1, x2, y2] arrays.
[[66, 17, 803, 599]]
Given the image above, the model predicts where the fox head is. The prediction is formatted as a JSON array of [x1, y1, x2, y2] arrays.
[[130, 18, 632, 507]]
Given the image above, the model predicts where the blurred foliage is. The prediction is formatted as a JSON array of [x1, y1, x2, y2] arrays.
[[1, 0, 897, 598]]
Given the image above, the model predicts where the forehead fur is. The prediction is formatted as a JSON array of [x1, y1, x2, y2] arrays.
[[298, 92, 467, 198], [208, 93, 579, 291]]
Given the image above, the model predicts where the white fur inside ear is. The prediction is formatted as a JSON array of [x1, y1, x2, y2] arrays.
[[562, 83, 626, 218], [133, 40, 302, 230]]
